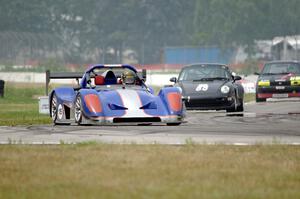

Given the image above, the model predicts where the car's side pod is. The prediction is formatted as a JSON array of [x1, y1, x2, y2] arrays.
[[49, 87, 77, 118], [51, 87, 77, 102]]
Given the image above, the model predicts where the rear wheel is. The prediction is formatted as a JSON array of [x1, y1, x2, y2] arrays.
[[50, 94, 58, 124], [74, 95, 83, 125]]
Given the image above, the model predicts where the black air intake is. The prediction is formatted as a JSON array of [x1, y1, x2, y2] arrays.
[[113, 117, 161, 123]]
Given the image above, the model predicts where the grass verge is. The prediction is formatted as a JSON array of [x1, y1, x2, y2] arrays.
[[0, 144, 299, 199], [244, 93, 255, 103], [0, 83, 51, 126]]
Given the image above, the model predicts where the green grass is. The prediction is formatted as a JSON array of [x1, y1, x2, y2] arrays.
[[0, 85, 296, 198], [0, 144, 299, 199], [244, 93, 255, 102], [0, 83, 51, 126]]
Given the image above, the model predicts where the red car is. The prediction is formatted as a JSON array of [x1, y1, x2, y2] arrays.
[[255, 61, 300, 102]]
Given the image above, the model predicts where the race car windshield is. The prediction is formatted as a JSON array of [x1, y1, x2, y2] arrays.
[[262, 63, 300, 75], [179, 65, 231, 81]]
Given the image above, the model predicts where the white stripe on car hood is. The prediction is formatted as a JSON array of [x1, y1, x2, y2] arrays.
[[116, 89, 150, 117]]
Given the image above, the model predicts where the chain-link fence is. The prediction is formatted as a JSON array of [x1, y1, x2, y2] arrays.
[[1, 31, 300, 74], [0, 31, 62, 65]]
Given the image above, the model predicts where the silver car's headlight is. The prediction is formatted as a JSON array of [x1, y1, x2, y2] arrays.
[[221, 85, 230, 94]]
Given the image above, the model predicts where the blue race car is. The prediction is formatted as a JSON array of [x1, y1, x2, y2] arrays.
[[49, 64, 184, 125]]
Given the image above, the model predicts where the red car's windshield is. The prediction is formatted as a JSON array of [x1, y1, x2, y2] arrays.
[[262, 63, 300, 75]]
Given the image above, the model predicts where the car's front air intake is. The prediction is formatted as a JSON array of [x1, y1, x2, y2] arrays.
[[113, 117, 161, 123]]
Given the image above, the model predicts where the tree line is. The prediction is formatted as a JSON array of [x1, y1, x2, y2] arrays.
[[0, 0, 299, 64]]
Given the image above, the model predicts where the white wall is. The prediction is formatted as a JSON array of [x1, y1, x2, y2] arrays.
[[0, 72, 78, 84], [0, 72, 45, 83], [0, 72, 257, 93], [0, 72, 178, 85]]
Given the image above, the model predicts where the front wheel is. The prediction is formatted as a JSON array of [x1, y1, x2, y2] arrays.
[[74, 95, 83, 125], [226, 95, 238, 112], [236, 99, 244, 112]]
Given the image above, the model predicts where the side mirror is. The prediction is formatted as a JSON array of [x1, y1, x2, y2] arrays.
[[254, 72, 260, 75], [170, 77, 177, 83], [86, 74, 91, 84], [233, 75, 242, 81], [142, 69, 147, 81], [137, 69, 147, 82]]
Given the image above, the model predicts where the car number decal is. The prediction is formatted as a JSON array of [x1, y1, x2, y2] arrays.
[[196, 84, 208, 92], [57, 104, 64, 120]]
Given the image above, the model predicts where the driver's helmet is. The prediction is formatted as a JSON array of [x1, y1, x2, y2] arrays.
[[122, 70, 136, 84]]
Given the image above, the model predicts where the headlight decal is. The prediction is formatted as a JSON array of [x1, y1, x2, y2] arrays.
[[167, 92, 182, 112], [84, 94, 102, 113]]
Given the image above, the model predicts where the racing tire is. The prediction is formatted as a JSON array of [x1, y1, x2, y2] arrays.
[[167, 123, 181, 126], [226, 95, 238, 112], [74, 94, 83, 125], [236, 99, 244, 112], [50, 94, 58, 124]]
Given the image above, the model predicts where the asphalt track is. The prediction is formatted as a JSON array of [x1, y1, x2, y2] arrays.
[[0, 99, 300, 145]]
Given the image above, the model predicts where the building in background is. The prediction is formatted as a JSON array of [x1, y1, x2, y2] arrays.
[[272, 35, 300, 60], [163, 46, 234, 65]]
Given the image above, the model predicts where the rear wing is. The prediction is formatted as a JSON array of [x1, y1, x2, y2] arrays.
[[45, 70, 82, 95], [45, 69, 147, 95]]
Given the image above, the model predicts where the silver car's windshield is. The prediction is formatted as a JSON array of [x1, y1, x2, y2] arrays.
[[178, 65, 232, 81]]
